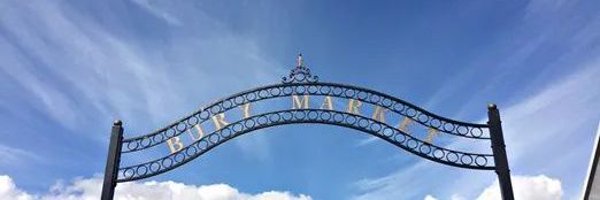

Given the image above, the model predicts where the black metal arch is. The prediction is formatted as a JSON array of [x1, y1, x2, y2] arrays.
[[120, 81, 490, 154], [117, 108, 495, 182], [101, 55, 514, 200]]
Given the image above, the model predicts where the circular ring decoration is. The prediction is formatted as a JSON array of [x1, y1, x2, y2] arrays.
[[116, 109, 494, 183], [120, 82, 491, 154]]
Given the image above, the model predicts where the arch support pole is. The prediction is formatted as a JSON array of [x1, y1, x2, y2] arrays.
[[487, 104, 515, 200], [101, 120, 124, 200]]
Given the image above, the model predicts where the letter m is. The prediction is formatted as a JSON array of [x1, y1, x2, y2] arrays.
[[292, 95, 310, 109]]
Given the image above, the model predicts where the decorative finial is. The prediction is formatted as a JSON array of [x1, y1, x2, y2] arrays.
[[282, 53, 319, 84], [297, 53, 303, 67]]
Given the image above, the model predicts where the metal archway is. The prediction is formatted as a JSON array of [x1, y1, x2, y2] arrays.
[[101, 55, 514, 200]]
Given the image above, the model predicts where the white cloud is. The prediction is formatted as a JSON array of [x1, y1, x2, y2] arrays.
[[422, 175, 562, 200], [424, 175, 563, 200], [0, 175, 311, 200], [0, 175, 33, 200], [450, 194, 466, 200], [423, 193, 466, 200], [476, 175, 563, 200]]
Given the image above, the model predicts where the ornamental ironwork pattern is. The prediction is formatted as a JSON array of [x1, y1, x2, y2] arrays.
[[117, 108, 494, 182], [282, 53, 319, 84], [121, 82, 489, 153]]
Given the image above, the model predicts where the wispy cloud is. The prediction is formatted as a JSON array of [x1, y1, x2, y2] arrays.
[[129, 0, 183, 26], [355, 136, 378, 147], [351, 60, 600, 199], [0, 0, 281, 163], [350, 1, 600, 198], [0, 145, 40, 167]]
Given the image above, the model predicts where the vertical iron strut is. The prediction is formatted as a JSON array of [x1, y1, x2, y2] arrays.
[[487, 104, 515, 200], [101, 120, 123, 200]]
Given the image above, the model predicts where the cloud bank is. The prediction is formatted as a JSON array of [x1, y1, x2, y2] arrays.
[[476, 175, 562, 200], [0, 175, 311, 200], [424, 175, 562, 200]]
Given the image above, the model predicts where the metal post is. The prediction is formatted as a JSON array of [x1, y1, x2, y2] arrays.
[[487, 104, 515, 200], [101, 120, 124, 200]]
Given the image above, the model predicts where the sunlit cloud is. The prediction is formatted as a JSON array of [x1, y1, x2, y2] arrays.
[[0, 175, 312, 200]]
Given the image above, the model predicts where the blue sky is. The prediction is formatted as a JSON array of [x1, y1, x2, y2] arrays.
[[0, 0, 599, 199]]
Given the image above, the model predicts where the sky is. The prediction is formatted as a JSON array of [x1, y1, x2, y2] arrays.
[[0, 0, 599, 199]]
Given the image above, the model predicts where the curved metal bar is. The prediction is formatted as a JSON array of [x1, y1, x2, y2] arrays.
[[121, 82, 490, 153], [116, 108, 494, 183]]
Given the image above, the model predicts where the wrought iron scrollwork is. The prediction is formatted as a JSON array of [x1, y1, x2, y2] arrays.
[[117, 108, 494, 182], [282, 54, 319, 84]]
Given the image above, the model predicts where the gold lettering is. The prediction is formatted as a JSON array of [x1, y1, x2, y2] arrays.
[[425, 128, 439, 143], [166, 136, 184, 153], [211, 113, 229, 130], [292, 95, 310, 109], [372, 106, 388, 123], [241, 103, 251, 119], [320, 96, 334, 110], [188, 124, 205, 141], [398, 117, 413, 134], [346, 99, 362, 114]]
